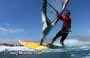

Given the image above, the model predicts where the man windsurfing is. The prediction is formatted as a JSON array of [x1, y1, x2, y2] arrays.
[[48, 9, 71, 47]]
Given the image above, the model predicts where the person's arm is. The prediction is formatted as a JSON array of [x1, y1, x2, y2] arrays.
[[51, 11, 64, 26], [56, 12, 64, 21], [55, 0, 70, 23]]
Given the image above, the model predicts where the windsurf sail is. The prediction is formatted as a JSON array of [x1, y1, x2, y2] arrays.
[[41, 0, 70, 41]]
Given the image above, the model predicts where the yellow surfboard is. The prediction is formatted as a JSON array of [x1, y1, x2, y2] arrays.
[[19, 40, 48, 50]]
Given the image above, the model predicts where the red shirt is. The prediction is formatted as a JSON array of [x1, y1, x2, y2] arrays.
[[56, 13, 71, 32]]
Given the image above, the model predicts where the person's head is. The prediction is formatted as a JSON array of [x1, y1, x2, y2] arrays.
[[64, 10, 70, 16]]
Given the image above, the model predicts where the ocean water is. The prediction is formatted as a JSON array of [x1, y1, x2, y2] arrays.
[[0, 39, 90, 58]]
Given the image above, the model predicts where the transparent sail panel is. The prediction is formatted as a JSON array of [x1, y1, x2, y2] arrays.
[[47, 0, 63, 22]]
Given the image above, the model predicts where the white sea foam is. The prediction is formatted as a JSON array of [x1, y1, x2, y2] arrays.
[[54, 39, 90, 47], [0, 39, 90, 53], [0, 46, 34, 52]]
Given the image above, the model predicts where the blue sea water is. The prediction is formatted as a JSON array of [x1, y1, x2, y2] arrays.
[[0, 39, 90, 58], [0, 48, 90, 58]]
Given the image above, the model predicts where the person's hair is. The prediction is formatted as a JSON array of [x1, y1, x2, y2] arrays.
[[64, 10, 70, 15]]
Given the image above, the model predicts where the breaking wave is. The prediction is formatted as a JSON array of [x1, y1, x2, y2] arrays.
[[0, 39, 90, 53]]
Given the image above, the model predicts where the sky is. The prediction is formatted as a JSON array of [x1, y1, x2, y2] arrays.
[[0, 0, 90, 41]]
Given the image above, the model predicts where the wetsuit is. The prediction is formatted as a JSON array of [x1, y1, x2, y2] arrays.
[[50, 12, 71, 46]]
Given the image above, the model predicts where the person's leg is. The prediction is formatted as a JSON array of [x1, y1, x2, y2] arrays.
[[47, 31, 62, 48], [60, 32, 69, 46], [50, 31, 62, 45]]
